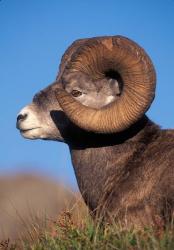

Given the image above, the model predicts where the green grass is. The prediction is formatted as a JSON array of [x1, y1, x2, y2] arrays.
[[2, 210, 174, 250], [22, 212, 174, 250]]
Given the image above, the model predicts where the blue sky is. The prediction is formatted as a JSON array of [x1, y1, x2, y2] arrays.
[[0, 0, 174, 187]]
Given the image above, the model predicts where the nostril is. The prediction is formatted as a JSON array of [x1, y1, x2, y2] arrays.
[[17, 113, 28, 122]]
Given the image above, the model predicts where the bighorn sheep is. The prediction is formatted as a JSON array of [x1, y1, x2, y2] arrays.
[[16, 35, 174, 228]]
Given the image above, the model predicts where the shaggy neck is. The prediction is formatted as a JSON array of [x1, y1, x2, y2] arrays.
[[66, 115, 156, 148], [67, 116, 160, 212]]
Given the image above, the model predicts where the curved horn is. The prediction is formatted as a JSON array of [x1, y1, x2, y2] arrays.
[[56, 36, 156, 133], [56, 38, 89, 81]]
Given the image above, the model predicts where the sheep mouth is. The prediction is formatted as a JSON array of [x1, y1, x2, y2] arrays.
[[20, 127, 41, 133]]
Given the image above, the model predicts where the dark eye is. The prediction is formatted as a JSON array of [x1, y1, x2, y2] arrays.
[[71, 89, 82, 97]]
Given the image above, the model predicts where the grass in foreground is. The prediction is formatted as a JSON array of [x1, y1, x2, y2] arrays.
[[21, 212, 174, 250]]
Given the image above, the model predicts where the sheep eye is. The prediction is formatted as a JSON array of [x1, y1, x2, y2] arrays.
[[71, 90, 82, 97]]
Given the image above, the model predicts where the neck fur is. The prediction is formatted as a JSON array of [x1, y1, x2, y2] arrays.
[[68, 116, 160, 213]]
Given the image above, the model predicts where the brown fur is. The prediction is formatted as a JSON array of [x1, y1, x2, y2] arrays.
[[68, 116, 174, 228]]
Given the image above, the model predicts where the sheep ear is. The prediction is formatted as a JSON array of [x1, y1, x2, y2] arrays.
[[108, 79, 121, 96]]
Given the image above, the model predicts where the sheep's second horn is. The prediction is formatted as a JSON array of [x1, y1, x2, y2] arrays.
[[56, 36, 156, 133]]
